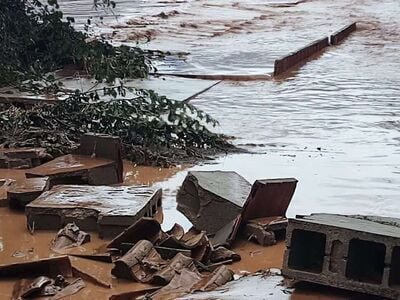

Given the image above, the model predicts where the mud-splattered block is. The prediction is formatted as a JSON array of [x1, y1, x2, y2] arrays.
[[177, 171, 252, 234], [7, 177, 50, 209], [283, 214, 400, 299], [26, 185, 162, 239]]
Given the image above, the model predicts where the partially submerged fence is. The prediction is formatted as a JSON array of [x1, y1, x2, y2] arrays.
[[330, 22, 357, 45], [273, 22, 357, 76]]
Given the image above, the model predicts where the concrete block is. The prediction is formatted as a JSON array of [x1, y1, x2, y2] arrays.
[[26, 134, 123, 185], [0, 148, 51, 169], [177, 171, 252, 234], [77, 133, 123, 182], [26, 185, 162, 239], [26, 154, 120, 186], [282, 214, 400, 299], [7, 177, 50, 209]]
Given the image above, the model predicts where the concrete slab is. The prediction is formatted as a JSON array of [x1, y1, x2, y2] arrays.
[[76, 133, 123, 182], [0, 256, 72, 278], [177, 171, 252, 234], [0, 147, 51, 169], [25, 154, 119, 185], [177, 172, 297, 247], [26, 133, 123, 185], [283, 213, 400, 299], [243, 216, 288, 246], [241, 178, 297, 222], [26, 185, 162, 239], [7, 177, 50, 209]]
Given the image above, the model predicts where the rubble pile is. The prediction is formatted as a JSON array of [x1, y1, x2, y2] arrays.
[[1, 133, 398, 299]]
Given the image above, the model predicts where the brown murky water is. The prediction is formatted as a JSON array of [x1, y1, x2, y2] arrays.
[[2, 0, 400, 298]]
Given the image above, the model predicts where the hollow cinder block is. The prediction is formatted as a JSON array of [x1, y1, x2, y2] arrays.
[[282, 214, 400, 299]]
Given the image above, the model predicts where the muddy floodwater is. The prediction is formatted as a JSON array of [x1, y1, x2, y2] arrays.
[[1, 0, 400, 298], [57, 0, 400, 221]]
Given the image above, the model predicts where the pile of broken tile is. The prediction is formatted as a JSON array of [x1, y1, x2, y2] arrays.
[[3, 132, 398, 299], [0, 132, 305, 299]]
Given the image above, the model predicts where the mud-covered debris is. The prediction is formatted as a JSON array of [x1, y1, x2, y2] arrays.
[[166, 223, 185, 240], [0, 178, 14, 207], [111, 240, 165, 282], [244, 223, 276, 246], [154, 245, 192, 260], [244, 217, 288, 246], [178, 172, 297, 247], [76, 133, 123, 183], [72, 265, 111, 288], [0, 256, 72, 278], [51, 278, 85, 300], [210, 246, 241, 263], [26, 185, 162, 239], [50, 223, 90, 251], [7, 177, 49, 209], [152, 253, 197, 285], [151, 265, 234, 300], [109, 220, 235, 288], [26, 133, 123, 185], [210, 218, 241, 248], [11, 275, 84, 299], [18, 276, 56, 298], [108, 218, 211, 262], [159, 227, 211, 262], [0, 147, 52, 169], [177, 171, 251, 235], [107, 218, 163, 250]]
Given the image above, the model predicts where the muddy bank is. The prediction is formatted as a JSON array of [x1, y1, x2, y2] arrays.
[[0, 161, 382, 299]]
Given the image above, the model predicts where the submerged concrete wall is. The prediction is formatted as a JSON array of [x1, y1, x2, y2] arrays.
[[282, 214, 400, 299], [273, 23, 357, 76], [273, 37, 329, 76], [330, 22, 357, 45]]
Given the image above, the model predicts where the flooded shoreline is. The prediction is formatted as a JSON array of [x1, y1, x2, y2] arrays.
[[1, 0, 400, 298]]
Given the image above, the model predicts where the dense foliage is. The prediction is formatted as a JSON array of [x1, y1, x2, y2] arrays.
[[0, 88, 233, 166], [0, 0, 150, 92], [0, 0, 232, 165]]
